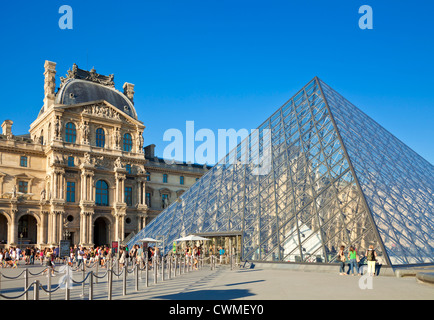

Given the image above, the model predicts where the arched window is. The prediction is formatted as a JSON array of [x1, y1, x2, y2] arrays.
[[123, 133, 132, 152], [96, 128, 105, 148], [65, 122, 76, 143], [95, 180, 109, 206]]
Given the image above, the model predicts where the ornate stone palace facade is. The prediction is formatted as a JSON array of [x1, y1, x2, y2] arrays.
[[0, 61, 209, 249]]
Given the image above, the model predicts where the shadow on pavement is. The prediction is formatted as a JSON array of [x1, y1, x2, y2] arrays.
[[152, 289, 255, 300], [225, 280, 265, 287]]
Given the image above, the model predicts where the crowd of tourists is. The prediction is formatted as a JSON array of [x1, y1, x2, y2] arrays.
[[0, 244, 166, 270], [0, 242, 232, 271], [336, 245, 378, 276]]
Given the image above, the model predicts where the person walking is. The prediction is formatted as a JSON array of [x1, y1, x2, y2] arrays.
[[192, 246, 198, 270], [347, 246, 360, 276], [337, 246, 347, 275], [365, 245, 377, 276], [76, 246, 84, 269], [44, 248, 54, 275], [30, 247, 35, 265], [219, 246, 225, 264]]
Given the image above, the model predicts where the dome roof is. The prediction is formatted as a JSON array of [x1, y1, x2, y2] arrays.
[[55, 79, 137, 119]]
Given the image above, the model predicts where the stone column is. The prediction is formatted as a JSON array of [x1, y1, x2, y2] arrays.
[[115, 172, 126, 205], [80, 212, 87, 245], [58, 211, 64, 242], [121, 176, 125, 203], [9, 208, 18, 246], [49, 211, 57, 245], [88, 213, 94, 246]]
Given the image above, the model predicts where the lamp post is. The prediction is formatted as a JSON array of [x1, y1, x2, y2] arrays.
[[63, 229, 71, 240]]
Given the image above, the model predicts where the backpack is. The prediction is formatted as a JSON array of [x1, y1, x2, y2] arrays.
[[367, 249, 376, 261]]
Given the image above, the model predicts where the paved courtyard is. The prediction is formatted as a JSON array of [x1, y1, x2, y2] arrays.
[[0, 261, 432, 301]]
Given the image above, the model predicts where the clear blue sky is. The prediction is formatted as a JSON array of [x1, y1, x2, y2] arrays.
[[0, 0, 433, 165]]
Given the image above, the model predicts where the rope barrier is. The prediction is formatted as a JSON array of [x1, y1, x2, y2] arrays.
[[0, 281, 37, 300], [0, 255, 222, 300]]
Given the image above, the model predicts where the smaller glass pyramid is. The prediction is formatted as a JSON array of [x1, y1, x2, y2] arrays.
[[128, 78, 434, 267]]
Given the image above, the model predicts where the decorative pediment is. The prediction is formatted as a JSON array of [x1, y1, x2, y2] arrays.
[[159, 188, 172, 197], [82, 103, 121, 120], [62, 101, 143, 127], [14, 173, 35, 181], [176, 189, 185, 197]]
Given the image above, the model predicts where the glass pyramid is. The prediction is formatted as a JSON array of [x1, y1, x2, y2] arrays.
[[128, 78, 434, 267]]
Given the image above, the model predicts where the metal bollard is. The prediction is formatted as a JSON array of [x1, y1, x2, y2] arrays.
[[47, 269, 52, 300], [183, 257, 186, 274], [89, 272, 94, 300], [117, 259, 120, 279], [65, 283, 70, 300], [123, 266, 127, 296], [161, 256, 164, 282], [34, 280, 40, 300], [95, 259, 99, 284], [81, 263, 85, 298], [24, 268, 29, 300], [145, 261, 149, 287], [153, 257, 158, 284], [135, 264, 139, 292], [108, 269, 113, 300]]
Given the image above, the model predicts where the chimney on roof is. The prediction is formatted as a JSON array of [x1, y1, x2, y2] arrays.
[[144, 144, 155, 159], [2, 120, 13, 138], [43, 60, 57, 110], [123, 82, 135, 105]]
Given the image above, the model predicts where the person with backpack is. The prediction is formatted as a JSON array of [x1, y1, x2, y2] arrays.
[[365, 245, 377, 276]]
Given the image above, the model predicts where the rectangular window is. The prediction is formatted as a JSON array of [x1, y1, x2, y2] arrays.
[[68, 156, 74, 167], [145, 192, 151, 207], [125, 187, 132, 206], [163, 174, 168, 183], [20, 156, 28, 167], [126, 164, 132, 174], [67, 182, 75, 203], [18, 181, 28, 193], [180, 176, 184, 185], [146, 172, 151, 181]]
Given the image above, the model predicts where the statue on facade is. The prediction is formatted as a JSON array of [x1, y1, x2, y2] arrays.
[[40, 188, 46, 201], [114, 157, 122, 169], [136, 132, 144, 151], [114, 127, 121, 149], [81, 121, 89, 144], [83, 152, 92, 165], [54, 116, 61, 139], [162, 197, 169, 209]]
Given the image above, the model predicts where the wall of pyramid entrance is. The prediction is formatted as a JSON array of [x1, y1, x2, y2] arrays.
[[128, 78, 434, 267]]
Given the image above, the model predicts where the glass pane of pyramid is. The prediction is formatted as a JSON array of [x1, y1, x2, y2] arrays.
[[320, 80, 434, 265], [128, 78, 434, 267]]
